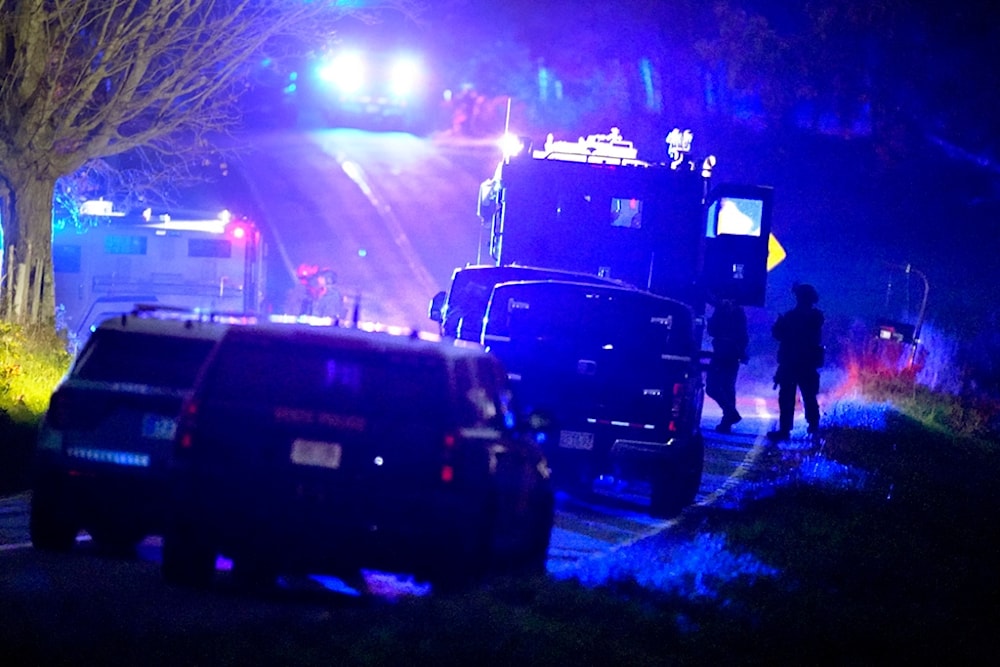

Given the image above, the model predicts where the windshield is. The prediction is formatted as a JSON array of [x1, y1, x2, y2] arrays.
[[74, 330, 217, 389]]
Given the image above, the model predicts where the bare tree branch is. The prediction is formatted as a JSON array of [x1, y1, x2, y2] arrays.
[[0, 0, 422, 326]]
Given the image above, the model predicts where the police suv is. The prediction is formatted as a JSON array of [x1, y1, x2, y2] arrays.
[[30, 308, 241, 554], [162, 322, 554, 592]]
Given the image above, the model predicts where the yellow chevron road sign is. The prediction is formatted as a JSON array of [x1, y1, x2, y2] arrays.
[[767, 233, 786, 272]]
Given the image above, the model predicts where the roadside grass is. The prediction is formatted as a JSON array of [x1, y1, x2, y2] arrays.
[[0, 323, 70, 495], [664, 414, 1000, 663]]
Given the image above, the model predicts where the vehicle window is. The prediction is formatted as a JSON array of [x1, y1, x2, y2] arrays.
[[205, 339, 449, 422], [446, 275, 494, 338], [188, 239, 232, 258], [496, 286, 692, 356], [74, 330, 217, 389], [104, 235, 147, 255]]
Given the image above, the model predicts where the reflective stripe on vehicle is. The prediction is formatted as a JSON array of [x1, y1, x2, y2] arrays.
[[65, 447, 151, 468]]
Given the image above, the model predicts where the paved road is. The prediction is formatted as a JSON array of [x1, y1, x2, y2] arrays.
[[233, 129, 498, 328]]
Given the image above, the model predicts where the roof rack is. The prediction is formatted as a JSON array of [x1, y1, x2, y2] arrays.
[[128, 304, 259, 324]]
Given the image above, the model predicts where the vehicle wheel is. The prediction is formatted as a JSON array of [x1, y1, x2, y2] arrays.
[[508, 481, 555, 577], [431, 507, 494, 595], [162, 522, 216, 589], [89, 524, 143, 558], [649, 435, 705, 519], [29, 484, 79, 552], [231, 554, 278, 592]]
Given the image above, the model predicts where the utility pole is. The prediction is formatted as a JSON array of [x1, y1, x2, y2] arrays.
[[904, 263, 929, 369]]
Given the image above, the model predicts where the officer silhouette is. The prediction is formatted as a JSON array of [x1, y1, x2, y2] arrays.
[[706, 293, 749, 433], [768, 283, 824, 442]]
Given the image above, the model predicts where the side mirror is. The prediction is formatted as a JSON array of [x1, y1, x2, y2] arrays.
[[428, 291, 446, 323]]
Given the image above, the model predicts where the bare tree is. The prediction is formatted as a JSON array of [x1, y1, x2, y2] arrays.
[[0, 0, 418, 329]]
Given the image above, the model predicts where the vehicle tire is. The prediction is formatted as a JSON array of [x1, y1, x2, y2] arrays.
[[162, 522, 216, 589], [231, 554, 279, 592], [29, 483, 79, 552], [430, 505, 494, 595], [649, 435, 705, 519], [89, 524, 143, 558], [508, 481, 555, 577]]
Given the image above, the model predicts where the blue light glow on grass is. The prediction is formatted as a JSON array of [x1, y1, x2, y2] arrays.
[[823, 398, 893, 431], [557, 532, 779, 600]]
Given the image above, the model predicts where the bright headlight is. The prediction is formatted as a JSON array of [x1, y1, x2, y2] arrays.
[[389, 56, 422, 97], [318, 51, 365, 94]]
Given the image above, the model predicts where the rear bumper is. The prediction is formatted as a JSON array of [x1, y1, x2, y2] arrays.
[[33, 459, 168, 531], [548, 425, 702, 483], [172, 473, 489, 576]]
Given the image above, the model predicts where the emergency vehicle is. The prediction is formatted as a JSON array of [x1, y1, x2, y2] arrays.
[[53, 204, 265, 344], [307, 42, 431, 132], [430, 127, 773, 517]]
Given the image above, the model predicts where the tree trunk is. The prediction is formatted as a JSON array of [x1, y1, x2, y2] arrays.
[[0, 175, 56, 329]]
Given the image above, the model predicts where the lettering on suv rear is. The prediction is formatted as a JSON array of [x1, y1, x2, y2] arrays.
[[273, 406, 367, 432]]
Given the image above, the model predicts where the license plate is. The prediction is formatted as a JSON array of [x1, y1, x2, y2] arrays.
[[290, 439, 342, 469], [558, 430, 595, 451], [142, 414, 177, 440]]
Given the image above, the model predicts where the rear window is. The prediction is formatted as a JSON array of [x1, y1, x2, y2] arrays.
[[203, 337, 450, 422], [74, 330, 217, 389], [489, 285, 693, 356]]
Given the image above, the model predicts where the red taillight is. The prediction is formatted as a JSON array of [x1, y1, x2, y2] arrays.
[[668, 381, 685, 432], [225, 220, 250, 242], [440, 433, 457, 483], [177, 400, 199, 450]]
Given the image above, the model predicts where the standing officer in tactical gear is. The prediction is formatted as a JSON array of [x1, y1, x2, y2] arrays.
[[768, 283, 824, 442], [706, 295, 749, 433]]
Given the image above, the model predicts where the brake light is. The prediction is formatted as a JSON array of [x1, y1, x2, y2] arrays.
[[668, 381, 685, 432], [177, 399, 199, 450], [225, 219, 253, 242], [440, 432, 456, 483]]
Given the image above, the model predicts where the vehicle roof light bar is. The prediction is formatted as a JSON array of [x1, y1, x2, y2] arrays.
[[530, 127, 651, 167]]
